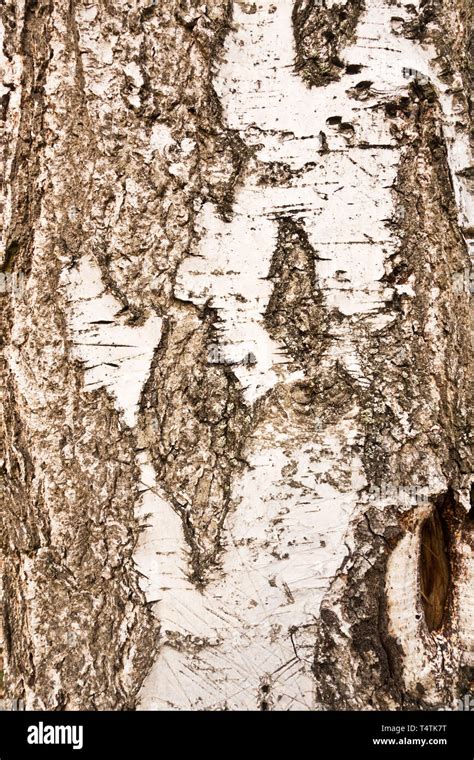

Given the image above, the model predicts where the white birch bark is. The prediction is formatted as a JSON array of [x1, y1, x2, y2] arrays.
[[1, 0, 472, 710]]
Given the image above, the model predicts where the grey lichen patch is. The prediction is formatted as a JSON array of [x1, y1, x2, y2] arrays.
[[264, 218, 330, 376], [255, 367, 357, 452], [292, 0, 365, 87]]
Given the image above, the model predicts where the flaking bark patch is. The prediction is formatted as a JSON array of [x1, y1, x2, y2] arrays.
[[293, 0, 365, 87], [265, 219, 330, 376], [140, 308, 253, 584], [314, 509, 406, 710], [396, 0, 473, 167]]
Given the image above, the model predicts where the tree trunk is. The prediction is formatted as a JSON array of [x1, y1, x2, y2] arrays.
[[1, 0, 472, 711]]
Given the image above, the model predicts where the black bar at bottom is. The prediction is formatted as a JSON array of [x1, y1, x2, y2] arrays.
[[0, 709, 471, 758]]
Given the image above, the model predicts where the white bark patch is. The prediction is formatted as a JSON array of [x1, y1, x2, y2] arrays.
[[176, 0, 411, 398], [176, 201, 303, 401], [61, 256, 162, 427], [136, 412, 365, 709], [177, 0, 473, 398]]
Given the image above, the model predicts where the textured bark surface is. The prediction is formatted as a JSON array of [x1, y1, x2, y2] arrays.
[[0, 0, 472, 710]]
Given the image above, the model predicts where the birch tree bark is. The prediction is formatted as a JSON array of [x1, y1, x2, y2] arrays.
[[0, 0, 472, 711]]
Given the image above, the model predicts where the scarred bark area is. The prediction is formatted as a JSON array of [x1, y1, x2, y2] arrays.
[[1, 0, 472, 710]]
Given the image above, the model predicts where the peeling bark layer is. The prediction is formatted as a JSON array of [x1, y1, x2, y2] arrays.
[[1, 0, 472, 710]]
